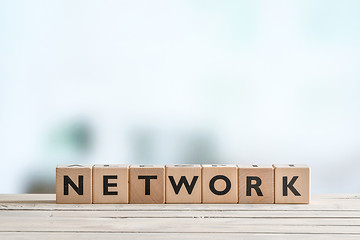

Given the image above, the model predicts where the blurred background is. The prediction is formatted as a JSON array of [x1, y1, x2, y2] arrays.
[[1, 0, 360, 194]]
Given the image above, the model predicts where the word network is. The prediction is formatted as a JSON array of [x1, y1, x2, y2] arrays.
[[56, 164, 310, 204]]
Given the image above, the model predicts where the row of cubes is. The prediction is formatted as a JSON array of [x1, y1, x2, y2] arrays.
[[56, 164, 310, 204]]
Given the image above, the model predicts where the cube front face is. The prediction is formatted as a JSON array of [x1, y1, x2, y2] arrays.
[[129, 165, 165, 204], [92, 164, 129, 204], [165, 165, 202, 203], [56, 164, 92, 204], [55, 164, 311, 204], [238, 165, 274, 204], [202, 165, 238, 203], [274, 164, 310, 204]]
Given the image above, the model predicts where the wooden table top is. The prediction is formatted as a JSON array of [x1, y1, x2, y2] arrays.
[[0, 194, 359, 239]]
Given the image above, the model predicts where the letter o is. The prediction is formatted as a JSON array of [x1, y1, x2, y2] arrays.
[[209, 175, 231, 195]]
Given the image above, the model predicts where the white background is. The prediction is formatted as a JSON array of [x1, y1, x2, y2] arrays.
[[1, 0, 360, 193]]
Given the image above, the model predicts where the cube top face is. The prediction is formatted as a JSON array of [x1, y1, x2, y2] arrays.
[[274, 164, 310, 204], [273, 164, 309, 169], [92, 165, 129, 204], [165, 165, 202, 203], [237, 164, 273, 169], [129, 166, 165, 204], [57, 164, 93, 169], [202, 164, 237, 169], [238, 165, 274, 204], [93, 164, 129, 169], [202, 165, 238, 203], [131, 165, 164, 169], [56, 165, 92, 204], [166, 164, 201, 168]]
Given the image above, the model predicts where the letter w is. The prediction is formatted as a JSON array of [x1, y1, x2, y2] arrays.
[[168, 176, 198, 195]]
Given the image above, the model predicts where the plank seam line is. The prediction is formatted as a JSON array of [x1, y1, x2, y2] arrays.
[[2, 209, 360, 212], [0, 231, 360, 235]]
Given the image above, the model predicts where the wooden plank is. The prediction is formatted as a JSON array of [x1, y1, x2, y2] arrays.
[[0, 194, 55, 203], [1, 210, 360, 218], [0, 217, 360, 234], [3, 202, 360, 211], [1, 194, 360, 211], [1, 194, 360, 237], [1, 232, 360, 240], [1, 194, 359, 202]]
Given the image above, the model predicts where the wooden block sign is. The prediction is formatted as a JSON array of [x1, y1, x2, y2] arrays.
[[202, 164, 238, 203], [274, 164, 310, 204], [92, 164, 129, 204], [238, 165, 274, 204], [165, 164, 201, 203], [56, 164, 92, 204], [56, 164, 311, 204], [129, 165, 165, 204]]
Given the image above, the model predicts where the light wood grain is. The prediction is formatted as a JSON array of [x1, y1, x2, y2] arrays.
[[165, 164, 202, 203], [0, 194, 360, 239], [129, 165, 165, 204], [1, 232, 360, 240], [238, 164, 274, 204], [56, 165, 92, 204], [1, 216, 360, 233], [2, 195, 360, 211], [274, 164, 310, 204], [92, 164, 129, 204], [2, 209, 360, 218], [202, 164, 238, 203]]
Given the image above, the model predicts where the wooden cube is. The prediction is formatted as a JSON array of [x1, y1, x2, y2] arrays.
[[129, 165, 165, 204], [274, 164, 310, 204], [92, 164, 129, 204], [238, 165, 274, 204], [202, 164, 238, 203], [56, 164, 92, 204], [165, 164, 202, 203]]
